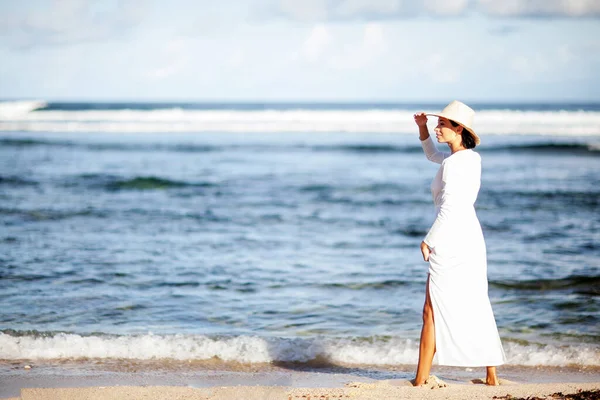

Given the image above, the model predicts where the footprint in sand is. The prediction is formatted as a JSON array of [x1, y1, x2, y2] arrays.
[[407, 376, 449, 389], [347, 376, 448, 389], [379, 379, 414, 387], [344, 379, 413, 388], [421, 375, 449, 389], [471, 378, 517, 386], [344, 382, 380, 389]]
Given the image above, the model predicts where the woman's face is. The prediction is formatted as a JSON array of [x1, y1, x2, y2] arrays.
[[434, 117, 462, 145]]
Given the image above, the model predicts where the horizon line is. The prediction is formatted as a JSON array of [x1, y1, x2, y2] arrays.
[[2, 98, 600, 105]]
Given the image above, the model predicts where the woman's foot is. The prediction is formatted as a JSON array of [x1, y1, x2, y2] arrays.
[[412, 379, 425, 387], [485, 376, 499, 385], [486, 366, 499, 386], [412, 375, 448, 388]]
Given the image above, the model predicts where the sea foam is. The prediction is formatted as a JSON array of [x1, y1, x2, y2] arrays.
[[1, 332, 597, 367], [0, 104, 599, 136], [0, 100, 47, 118]]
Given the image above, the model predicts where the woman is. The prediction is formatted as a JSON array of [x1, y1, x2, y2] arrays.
[[413, 100, 506, 386]]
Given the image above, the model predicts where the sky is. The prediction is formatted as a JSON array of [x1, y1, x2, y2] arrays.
[[0, 0, 600, 102]]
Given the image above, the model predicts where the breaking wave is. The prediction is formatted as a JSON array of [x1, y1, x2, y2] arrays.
[[1, 101, 600, 136], [0, 331, 597, 367]]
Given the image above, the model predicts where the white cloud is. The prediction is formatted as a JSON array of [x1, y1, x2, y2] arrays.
[[557, 44, 575, 64], [478, 0, 600, 17], [423, 0, 469, 15], [425, 53, 461, 83], [1, 2, 599, 101], [274, 0, 600, 20], [563, 0, 600, 16], [0, 0, 146, 49], [508, 53, 552, 82], [507, 42, 598, 82], [274, 0, 414, 20], [301, 24, 333, 61], [334, 0, 404, 17], [324, 23, 387, 70], [227, 48, 246, 68], [2, 0, 599, 54], [363, 23, 385, 49], [278, 0, 328, 21], [145, 38, 189, 80], [507, 46, 583, 81]]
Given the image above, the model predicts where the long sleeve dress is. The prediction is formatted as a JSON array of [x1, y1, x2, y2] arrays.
[[421, 137, 506, 367]]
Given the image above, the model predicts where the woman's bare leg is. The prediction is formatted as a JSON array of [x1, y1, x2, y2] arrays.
[[414, 276, 435, 386], [486, 366, 499, 385]]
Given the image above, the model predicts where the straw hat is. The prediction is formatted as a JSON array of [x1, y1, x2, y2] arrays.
[[426, 100, 480, 145]]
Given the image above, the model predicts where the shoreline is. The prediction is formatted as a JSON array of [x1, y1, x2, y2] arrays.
[[2, 360, 599, 399], [6, 382, 600, 400]]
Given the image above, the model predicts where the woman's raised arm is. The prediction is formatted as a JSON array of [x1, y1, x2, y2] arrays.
[[414, 112, 446, 164]]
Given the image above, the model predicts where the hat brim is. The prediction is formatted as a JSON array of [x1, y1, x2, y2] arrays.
[[426, 113, 481, 146]]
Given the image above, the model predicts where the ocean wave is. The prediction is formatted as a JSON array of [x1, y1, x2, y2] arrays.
[[483, 189, 600, 210], [0, 138, 63, 147], [9, 101, 600, 112], [0, 331, 597, 367], [299, 182, 410, 193], [0, 100, 47, 118], [104, 176, 198, 191], [0, 205, 229, 225], [490, 275, 600, 295], [391, 227, 429, 237], [0, 269, 77, 282], [0, 175, 38, 186], [0, 207, 108, 222], [318, 279, 411, 290], [1, 107, 600, 135], [2, 136, 598, 159], [491, 143, 600, 156], [314, 144, 419, 153], [0, 137, 221, 153], [70, 174, 217, 191], [85, 143, 219, 153]]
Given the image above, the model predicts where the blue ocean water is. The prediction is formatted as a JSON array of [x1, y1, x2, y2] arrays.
[[0, 101, 598, 367]]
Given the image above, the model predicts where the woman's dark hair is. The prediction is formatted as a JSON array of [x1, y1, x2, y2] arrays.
[[449, 120, 476, 149]]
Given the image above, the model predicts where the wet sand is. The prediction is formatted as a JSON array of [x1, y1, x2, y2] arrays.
[[10, 382, 600, 400], [1, 360, 599, 399]]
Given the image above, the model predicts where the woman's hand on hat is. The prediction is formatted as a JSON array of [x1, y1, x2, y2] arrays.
[[414, 112, 428, 127]]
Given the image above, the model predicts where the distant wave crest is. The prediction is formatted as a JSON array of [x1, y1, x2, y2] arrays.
[[1, 102, 600, 136], [0, 100, 47, 118]]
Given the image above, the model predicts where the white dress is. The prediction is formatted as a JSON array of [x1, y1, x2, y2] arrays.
[[421, 137, 506, 367]]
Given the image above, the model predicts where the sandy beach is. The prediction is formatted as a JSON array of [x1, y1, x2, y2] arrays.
[[5, 381, 600, 400], [2, 361, 599, 400]]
